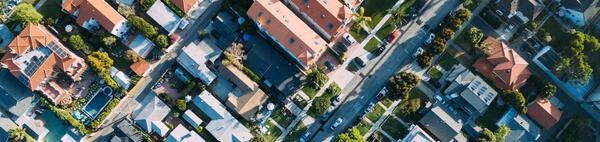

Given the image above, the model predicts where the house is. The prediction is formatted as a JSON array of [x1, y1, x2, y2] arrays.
[[182, 110, 203, 128], [0, 69, 37, 123], [130, 60, 150, 76], [111, 120, 143, 142], [472, 37, 531, 91], [166, 124, 204, 142], [0, 24, 13, 49], [559, 0, 600, 27], [526, 98, 562, 129], [218, 63, 268, 120], [124, 34, 155, 58], [496, 107, 541, 142], [285, 0, 353, 41], [0, 23, 88, 105], [147, 0, 183, 35], [192, 91, 254, 141], [177, 39, 222, 85], [62, 0, 129, 39], [247, 0, 328, 69], [22, 118, 49, 142], [109, 67, 132, 89], [492, 0, 544, 24], [60, 130, 82, 142], [172, 0, 206, 17], [133, 94, 171, 137], [419, 104, 467, 142], [401, 124, 436, 142], [0, 117, 17, 142], [444, 64, 498, 120]]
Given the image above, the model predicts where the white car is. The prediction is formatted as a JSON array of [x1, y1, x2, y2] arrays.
[[376, 87, 388, 99], [343, 33, 356, 45], [332, 95, 343, 106], [424, 33, 435, 44], [504, 25, 514, 33], [413, 47, 424, 57], [330, 118, 344, 130]]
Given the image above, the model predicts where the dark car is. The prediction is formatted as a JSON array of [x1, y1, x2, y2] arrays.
[[352, 57, 366, 68], [422, 24, 430, 31], [373, 45, 386, 56], [338, 43, 348, 52], [325, 61, 335, 71]]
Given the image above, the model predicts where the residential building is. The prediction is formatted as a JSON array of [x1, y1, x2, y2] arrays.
[[492, 0, 544, 24], [133, 94, 171, 137], [182, 110, 203, 128], [22, 118, 48, 142], [62, 0, 130, 39], [166, 124, 204, 142], [173, 0, 202, 16], [247, 0, 328, 69], [111, 120, 143, 142], [473, 37, 531, 91], [124, 34, 155, 58], [147, 0, 183, 35], [0, 117, 17, 142], [192, 91, 253, 141], [60, 130, 82, 142], [0, 23, 87, 105], [177, 39, 222, 85], [526, 98, 562, 129], [496, 107, 541, 142], [0, 24, 13, 49], [109, 67, 131, 89], [0, 69, 37, 124], [559, 0, 600, 27], [444, 64, 498, 120], [217, 63, 268, 120], [401, 124, 436, 142], [284, 0, 353, 41], [419, 104, 467, 142]]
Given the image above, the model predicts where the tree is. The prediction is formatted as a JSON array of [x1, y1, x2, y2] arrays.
[[117, 4, 135, 18], [450, 17, 463, 30], [12, 4, 43, 24], [456, 9, 472, 21], [128, 16, 158, 37], [154, 35, 169, 48], [8, 127, 26, 141], [584, 34, 600, 51], [337, 127, 364, 142], [477, 128, 495, 142], [308, 96, 330, 116], [125, 50, 140, 63], [176, 98, 187, 111], [390, 8, 408, 25], [477, 125, 510, 142], [431, 37, 446, 54], [417, 53, 432, 67], [441, 28, 455, 40], [387, 72, 420, 100], [141, 0, 156, 11], [102, 36, 117, 47], [69, 35, 90, 54], [352, 7, 372, 32], [468, 27, 484, 46], [87, 51, 114, 74], [542, 31, 552, 43], [226, 42, 246, 63], [305, 68, 328, 89], [539, 83, 556, 99], [501, 90, 527, 113], [395, 98, 422, 121]]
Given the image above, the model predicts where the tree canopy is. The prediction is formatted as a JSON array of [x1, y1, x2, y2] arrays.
[[477, 125, 511, 142], [387, 72, 420, 100], [128, 16, 158, 37], [416, 53, 432, 67], [68, 35, 90, 54], [12, 4, 42, 24], [539, 83, 557, 99], [501, 90, 527, 113], [337, 127, 364, 142], [87, 51, 114, 74]]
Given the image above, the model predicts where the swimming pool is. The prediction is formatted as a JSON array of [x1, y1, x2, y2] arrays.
[[82, 87, 114, 119], [38, 110, 68, 142]]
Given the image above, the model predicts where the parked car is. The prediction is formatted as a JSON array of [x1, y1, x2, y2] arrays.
[[299, 132, 311, 142], [365, 102, 375, 113], [413, 47, 424, 57], [376, 87, 388, 100], [424, 33, 435, 44], [343, 33, 356, 45], [386, 30, 401, 43], [352, 57, 366, 68], [330, 118, 344, 130], [373, 45, 386, 56], [332, 95, 343, 106], [504, 25, 514, 33], [325, 61, 335, 71]]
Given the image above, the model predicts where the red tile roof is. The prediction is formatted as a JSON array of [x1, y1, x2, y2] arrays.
[[290, 0, 352, 39], [130, 60, 150, 76], [172, 0, 198, 13], [62, 0, 125, 32], [247, 0, 327, 67], [473, 37, 531, 90], [527, 98, 562, 129]]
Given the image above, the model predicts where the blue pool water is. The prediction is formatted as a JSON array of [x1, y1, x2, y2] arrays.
[[38, 110, 68, 142], [83, 87, 113, 119]]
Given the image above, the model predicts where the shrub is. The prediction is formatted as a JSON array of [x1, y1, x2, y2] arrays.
[[128, 16, 158, 37], [87, 51, 114, 74], [42, 98, 92, 135], [154, 35, 169, 48], [124, 50, 141, 63], [117, 4, 135, 18], [387, 72, 420, 100], [416, 53, 432, 67], [176, 98, 187, 111], [91, 99, 120, 129], [540, 83, 557, 99], [337, 127, 364, 142], [12, 4, 42, 24], [69, 35, 91, 54], [102, 36, 117, 47], [501, 90, 527, 113], [141, 0, 156, 11], [308, 96, 330, 117]]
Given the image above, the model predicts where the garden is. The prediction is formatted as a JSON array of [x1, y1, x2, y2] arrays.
[[366, 104, 385, 122], [364, 38, 381, 52], [282, 123, 307, 142], [301, 68, 329, 99], [308, 83, 341, 117], [380, 117, 408, 140], [271, 107, 296, 127], [361, 0, 400, 28], [393, 88, 428, 123]]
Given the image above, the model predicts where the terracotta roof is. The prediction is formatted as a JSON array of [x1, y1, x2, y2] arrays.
[[290, 0, 352, 39], [526, 98, 562, 129], [247, 0, 327, 67], [63, 0, 125, 32], [130, 60, 150, 76], [473, 37, 531, 90], [172, 0, 198, 13]]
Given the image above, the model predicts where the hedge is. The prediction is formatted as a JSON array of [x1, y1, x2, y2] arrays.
[[42, 98, 92, 135], [90, 98, 120, 129]]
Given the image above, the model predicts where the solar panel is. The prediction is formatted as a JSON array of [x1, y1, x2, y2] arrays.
[[23, 55, 48, 76], [48, 42, 67, 58]]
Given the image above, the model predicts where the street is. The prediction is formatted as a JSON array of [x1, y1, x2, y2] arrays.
[[85, 0, 223, 141], [307, 0, 460, 141]]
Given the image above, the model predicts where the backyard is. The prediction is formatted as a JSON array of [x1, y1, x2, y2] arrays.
[[264, 121, 282, 142], [271, 107, 295, 127], [301, 86, 318, 99], [427, 67, 442, 81], [366, 104, 386, 122], [283, 123, 307, 142], [381, 117, 408, 140], [365, 38, 381, 52], [355, 119, 372, 136], [362, 0, 400, 28], [536, 16, 570, 51], [476, 103, 508, 130], [38, 0, 62, 19]]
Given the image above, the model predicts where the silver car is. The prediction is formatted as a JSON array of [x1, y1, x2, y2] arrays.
[[330, 118, 344, 130]]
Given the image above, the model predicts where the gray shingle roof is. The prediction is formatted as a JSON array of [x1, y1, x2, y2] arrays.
[[419, 104, 465, 142], [133, 95, 171, 133], [0, 69, 37, 118]]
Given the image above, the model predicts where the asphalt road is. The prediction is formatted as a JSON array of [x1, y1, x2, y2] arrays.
[[307, 0, 460, 141], [85, 1, 223, 141]]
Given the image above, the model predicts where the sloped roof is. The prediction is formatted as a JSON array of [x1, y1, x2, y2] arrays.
[[247, 0, 327, 67], [133, 95, 171, 133], [182, 110, 203, 128], [205, 111, 253, 142], [167, 124, 205, 142], [444, 65, 498, 114], [526, 98, 562, 129], [173, 0, 199, 13], [192, 91, 228, 120], [147, 1, 181, 34], [473, 37, 531, 91], [0, 69, 36, 118], [290, 0, 352, 39], [130, 60, 150, 76], [63, 0, 126, 32], [419, 104, 465, 142]]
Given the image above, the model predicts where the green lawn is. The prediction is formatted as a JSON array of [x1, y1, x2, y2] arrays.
[[283, 123, 307, 142], [301, 86, 318, 99], [370, 130, 392, 142], [350, 28, 368, 42], [476, 104, 508, 130], [355, 119, 372, 135], [364, 38, 381, 52], [265, 121, 282, 142], [38, 0, 62, 19], [362, 0, 399, 28], [380, 98, 394, 108], [438, 53, 459, 70], [376, 22, 397, 40], [366, 104, 386, 122], [427, 68, 442, 81], [271, 107, 296, 127], [381, 117, 408, 140]]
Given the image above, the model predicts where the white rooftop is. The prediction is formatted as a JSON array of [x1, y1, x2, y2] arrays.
[[146, 1, 182, 35], [167, 124, 205, 142], [192, 91, 253, 141], [110, 67, 132, 89], [127, 34, 154, 58], [183, 109, 203, 128], [177, 39, 222, 85]]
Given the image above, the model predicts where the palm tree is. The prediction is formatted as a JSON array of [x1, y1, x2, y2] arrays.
[[352, 7, 371, 32], [9, 127, 26, 141], [389, 9, 408, 25]]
